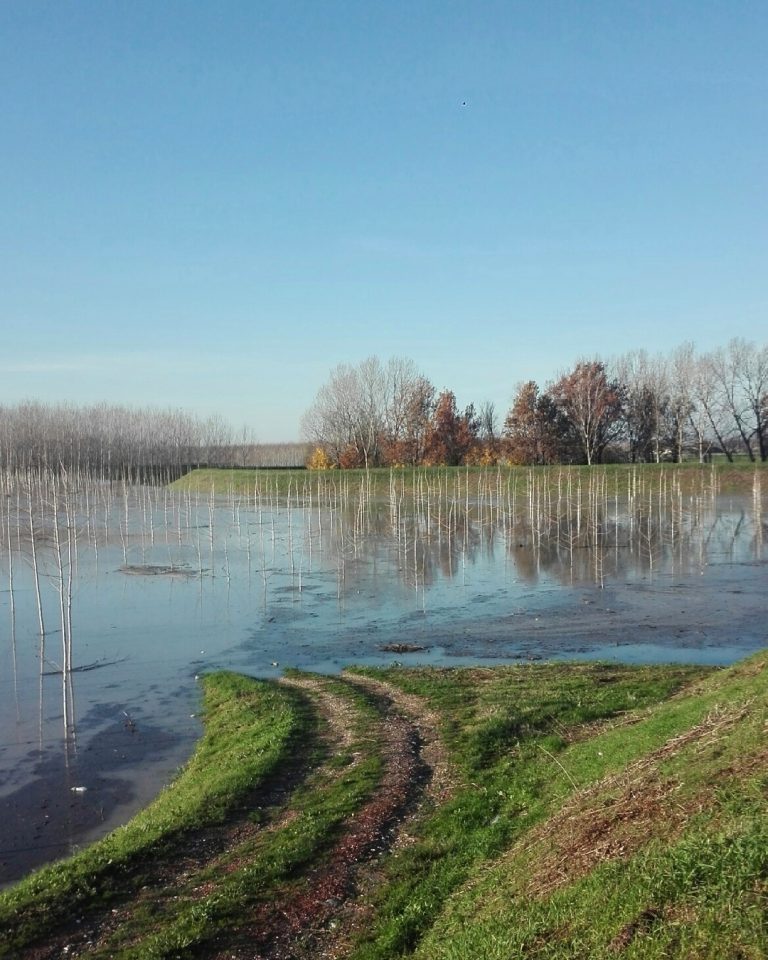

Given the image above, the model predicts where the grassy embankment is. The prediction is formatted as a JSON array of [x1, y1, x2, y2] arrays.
[[1, 653, 766, 958], [172, 461, 766, 499], [353, 656, 768, 959]]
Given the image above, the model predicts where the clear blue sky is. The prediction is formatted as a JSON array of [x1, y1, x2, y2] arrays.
[[2, 1, 766, 441]]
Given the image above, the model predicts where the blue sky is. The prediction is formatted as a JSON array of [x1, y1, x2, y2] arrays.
[[1, 1, 766, 441]]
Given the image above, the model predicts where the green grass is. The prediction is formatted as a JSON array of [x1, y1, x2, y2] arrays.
[[2, 655, 767, 958], [400, 656, 768, 960], [343, 662, 709, 959], [85, 675, 386, 959]]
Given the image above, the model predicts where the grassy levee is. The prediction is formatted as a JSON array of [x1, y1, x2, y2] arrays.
[[0, 672, 309, 957], [367, 655, 768, 960], [2, 656, 766, 958], [171, 462, 766, 498]]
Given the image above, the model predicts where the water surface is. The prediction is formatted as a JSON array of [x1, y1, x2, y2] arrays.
[[0, 474, 765, 883]]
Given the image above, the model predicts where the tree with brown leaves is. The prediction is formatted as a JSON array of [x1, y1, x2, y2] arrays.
[[425, 391, 479, 466], [503, 381, 570, 464]]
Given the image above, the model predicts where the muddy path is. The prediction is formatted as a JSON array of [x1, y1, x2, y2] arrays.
[[206, 674, 452, 960], [14, 675, 451, 960]]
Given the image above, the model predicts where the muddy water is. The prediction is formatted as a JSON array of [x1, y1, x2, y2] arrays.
[[0, 481, 765, 884]]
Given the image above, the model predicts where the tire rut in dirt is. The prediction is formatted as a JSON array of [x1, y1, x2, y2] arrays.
[[208, 677, 435, 960]]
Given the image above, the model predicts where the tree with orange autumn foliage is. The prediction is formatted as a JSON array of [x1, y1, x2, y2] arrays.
[[424, 390, 480, 466], [503, 381, 569, 464]]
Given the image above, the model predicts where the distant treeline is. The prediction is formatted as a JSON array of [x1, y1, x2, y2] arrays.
[[3, 336, 766, 477], [0, 402, 309, 478], [302, 341, 768, 467]]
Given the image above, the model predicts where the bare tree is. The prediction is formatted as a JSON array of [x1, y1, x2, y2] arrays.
[[689, 352, 733, 460], [666, 343, 697, 462], [478, 401, 498, 443], [301, 356, 431, 467], [0, 401, 244, 477], [613, 351, 661, 462], [549, 360, 625, 465], [301, 361, 377, 467], [732, 338, 768, 461], [709, 339, 768, 461], [384, 365, 435, 466]]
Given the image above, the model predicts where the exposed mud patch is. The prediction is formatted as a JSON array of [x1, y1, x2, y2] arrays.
[[119, 563, 199, 577]]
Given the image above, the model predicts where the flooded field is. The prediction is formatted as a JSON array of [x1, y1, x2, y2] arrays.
[[1, 467, 766, 884]]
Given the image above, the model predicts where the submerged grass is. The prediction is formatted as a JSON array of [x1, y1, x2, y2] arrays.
[[171, 462, 765, 498], [2, 655, 766, 958]]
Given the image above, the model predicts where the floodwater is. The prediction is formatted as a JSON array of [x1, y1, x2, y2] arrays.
[[0, 472, 766, 884]]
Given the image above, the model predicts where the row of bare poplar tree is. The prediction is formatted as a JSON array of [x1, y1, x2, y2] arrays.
[[301, 340, 768, 467], [0, 402, 309, 477]]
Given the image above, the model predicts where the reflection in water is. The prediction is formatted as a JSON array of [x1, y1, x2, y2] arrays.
[[0, 468, 765, 646], [309, 468, 760, 597], [0, 466, 766, 883]]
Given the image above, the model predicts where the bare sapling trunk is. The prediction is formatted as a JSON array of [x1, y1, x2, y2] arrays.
[[27, 486, 46, 637]]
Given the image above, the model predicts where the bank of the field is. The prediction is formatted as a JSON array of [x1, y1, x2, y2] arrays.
[[1, 654, 766, 958], [347, 654, 768, 960], [171, 461, 766, 498]]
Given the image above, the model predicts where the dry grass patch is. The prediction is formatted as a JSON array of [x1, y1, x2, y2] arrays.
[[518, 702, 753, 899]]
